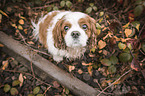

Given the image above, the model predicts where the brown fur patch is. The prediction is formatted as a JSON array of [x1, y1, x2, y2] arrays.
[[39, 11, 58, 48], [79, 16, 97, 47], [53, 19, 72, 49]]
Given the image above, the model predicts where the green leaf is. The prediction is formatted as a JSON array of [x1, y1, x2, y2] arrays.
[[134, 5, 144, 17], [86, 7, 92, 13], [141, 42, 145, 52], [33, 86, 40, 94], [110, 56, 118, 64], [89, 3, 94, 7], [99, 11, 104, 17], [66, 1, 72, 8], [118, 42, 126, 49], [53, 6, 58, 10], [100, 59, 112, 66], [131, 21, 140, 31], [65, 88, 70, 94], [4, 84, 11, 92], [37, 94, 44, 96], [119, 53, 131, 62], [93, 6, 97, 11], [60, 1, 66, 7], [108, 65, 116, 74], [96, 23, 101, 29], [12, 80, 21, 86], [10, 88, 18, 95], [47, 6, 52, 12]]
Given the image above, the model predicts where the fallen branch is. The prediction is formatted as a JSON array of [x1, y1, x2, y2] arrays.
[[0, 31, 101, 96]]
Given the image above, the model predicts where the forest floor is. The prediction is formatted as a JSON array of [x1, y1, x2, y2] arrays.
[[0, 0, 145, 96]]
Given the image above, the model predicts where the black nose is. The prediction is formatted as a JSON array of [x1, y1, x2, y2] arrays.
[[71, 31, 80, 38]]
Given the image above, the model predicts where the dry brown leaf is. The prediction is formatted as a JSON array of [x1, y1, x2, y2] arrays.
[[82, 62, 93, 66], [0, 43, 4, 47], [2, 60, 9, 70], [88, 66, 93, 76], [68, 65, 75, 72], [78, 69, 83, 74], [98, 40, 106, 49], [19, 19, 24, 25]]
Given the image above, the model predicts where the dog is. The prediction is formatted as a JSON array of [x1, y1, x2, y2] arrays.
[[32, 11, 97, 62]]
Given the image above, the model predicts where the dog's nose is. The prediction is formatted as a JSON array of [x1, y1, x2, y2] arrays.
[[71, 31, 80, 38]]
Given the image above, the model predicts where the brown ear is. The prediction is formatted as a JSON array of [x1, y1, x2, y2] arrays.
[[53, 19, 66, 49], [87, 16, 97, 48]]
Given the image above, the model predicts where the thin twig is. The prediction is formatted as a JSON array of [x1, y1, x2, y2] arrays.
[[138, 24, 145, 38], [30, 61, 35, 78], [43, 86, 52, 95], [97, 69, 132, 96]]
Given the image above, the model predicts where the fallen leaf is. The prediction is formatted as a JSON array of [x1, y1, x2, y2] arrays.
[[33, 86, 40, 95], [98, 40, 106, 49], [0, 43, 4, 47], [2, 60, 9, 70], [88, 65, 93, 76], [130, 58, 141, 71], [100, 59, 111, 66], [123, 22, 130, 28], [82, 62, 93, 66], [118, 42, 126, 49], [10, 88, 18, 95], [68, 65, 75, 72], [19, 73, 23, 87], [52, 81, 60, 88], [18, 25, 23, 30], [12, 80, 21, 86], [78, 69, 83, 74], [119, 53, 131, 62], [19, 19, 24, 25], [4, 84, 11, 92], [125, 29, 132, 37]]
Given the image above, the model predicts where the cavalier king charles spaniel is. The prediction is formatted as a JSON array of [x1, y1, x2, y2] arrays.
[[32, 11, 97, 62]]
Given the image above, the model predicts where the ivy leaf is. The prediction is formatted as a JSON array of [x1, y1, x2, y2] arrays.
[[33, 86, 40, 94], [100, 59, 111, 66], [66, 1, 72, 8], [131, 21, 140, 31], [130, 58, 141, 71], [60, 1, 66, 7], [12, 80, 21, 86], [134, 5, 144, 17], [86, 7, 92, 13], [4, 84, 11, 92], [10, 88, 18, 95], [19, 19, 24, 25], [108, 65, 117, 74], [99, 11, 104, 17], [125, 29, 132, 37], [118, 42, 126, 50], [93, 6, 97, 11], [110, 56, 118, 64], [119, 53, 131, 62]]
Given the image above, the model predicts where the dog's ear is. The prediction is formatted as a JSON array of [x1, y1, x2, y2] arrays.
[[87, 16, 98, 48], [53, 19, 66, 49]]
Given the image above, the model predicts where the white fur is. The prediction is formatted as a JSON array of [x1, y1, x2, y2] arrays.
[[32, 11, 89, 62]]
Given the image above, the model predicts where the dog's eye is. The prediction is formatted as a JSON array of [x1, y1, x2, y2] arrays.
[[82, 24, 88, 30], [64, 26, 69, 32]]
